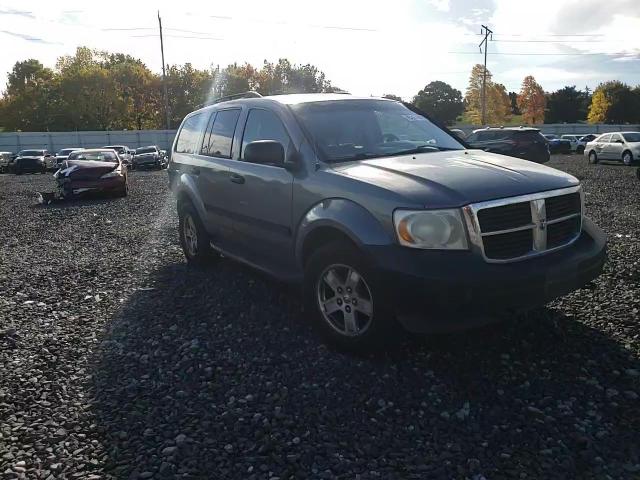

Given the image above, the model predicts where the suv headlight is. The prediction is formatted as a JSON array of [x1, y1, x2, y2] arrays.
[[393, 209, 468, 250]]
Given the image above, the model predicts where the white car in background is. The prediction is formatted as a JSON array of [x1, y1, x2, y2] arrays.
[[561, 134, 586, 153], [584, 132, 640, 165]]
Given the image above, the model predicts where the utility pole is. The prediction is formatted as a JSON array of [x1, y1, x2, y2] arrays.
[[479, 24, 493, 126], [158, 11, 170, 130]]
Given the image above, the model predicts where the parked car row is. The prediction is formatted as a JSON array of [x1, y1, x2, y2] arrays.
[[1, 145, 168, 174]]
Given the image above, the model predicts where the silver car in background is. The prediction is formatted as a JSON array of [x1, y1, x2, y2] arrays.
[[584, 132, 640, 165], [55, 148, 83, 169], [103, 145, 133, 168]]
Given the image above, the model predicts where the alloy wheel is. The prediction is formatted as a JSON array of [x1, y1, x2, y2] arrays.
[[623, 152, 632, 165], [183, 214, 198, 258], [316, 264, 374, 337]]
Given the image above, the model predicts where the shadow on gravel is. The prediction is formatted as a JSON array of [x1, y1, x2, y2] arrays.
[[91, 260, 640, 479]]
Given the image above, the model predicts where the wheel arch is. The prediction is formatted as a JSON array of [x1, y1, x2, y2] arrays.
[[175, 173, 207, 222], [295, 198, 393, 268]]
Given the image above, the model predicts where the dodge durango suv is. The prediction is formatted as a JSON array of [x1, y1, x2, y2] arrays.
[[168, 93, 606, 350]]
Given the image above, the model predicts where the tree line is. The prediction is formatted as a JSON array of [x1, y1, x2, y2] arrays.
[[0, 47, 336, 132], [0, 48, 639, 132], [409, 64, 640, 126]]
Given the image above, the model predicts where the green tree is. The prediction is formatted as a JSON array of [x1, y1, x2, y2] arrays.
[[463, 64, 510, 124], [383, 94, 403, 101], [587, 81, 639, 124], [412, 81, 464, 125], [165, 63, 216, 128], [0, 59, 57, 131], [517, 75, 546, 124], [546, 86, 589, 123]]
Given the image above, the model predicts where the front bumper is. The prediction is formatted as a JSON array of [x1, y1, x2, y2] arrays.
[[58, 176, 125, 196], [366, 216, 606, 333]]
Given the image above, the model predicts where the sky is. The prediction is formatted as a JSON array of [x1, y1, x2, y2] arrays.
[[0, 0, 639, 99]]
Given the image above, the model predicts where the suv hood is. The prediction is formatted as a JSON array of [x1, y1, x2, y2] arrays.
[[332, 150, 579, 208], [17, 156, 44, 160]]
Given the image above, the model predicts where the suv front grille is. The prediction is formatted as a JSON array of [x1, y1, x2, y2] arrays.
[[468, 187, 583, 263]]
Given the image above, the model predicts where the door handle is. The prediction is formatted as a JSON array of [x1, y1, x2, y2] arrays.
[[230, 173, 245, 184]]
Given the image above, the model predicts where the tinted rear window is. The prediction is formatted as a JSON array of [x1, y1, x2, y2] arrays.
[[175, 113, 207, 154], [201, 109, 241, 158], [514, 131, 544, 141]]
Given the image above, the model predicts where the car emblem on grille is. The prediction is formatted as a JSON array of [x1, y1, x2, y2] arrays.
[[531, 199, 547, 250]]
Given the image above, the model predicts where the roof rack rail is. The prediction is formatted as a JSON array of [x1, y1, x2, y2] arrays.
[[198, 91, 262, 109]]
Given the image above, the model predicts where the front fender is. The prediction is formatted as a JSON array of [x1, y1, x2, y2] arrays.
[[295, 198, 393, 266], [174, 172, 206, 222]]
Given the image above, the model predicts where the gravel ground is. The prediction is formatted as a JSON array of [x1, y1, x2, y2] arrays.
[[0, 156, 638, 480]]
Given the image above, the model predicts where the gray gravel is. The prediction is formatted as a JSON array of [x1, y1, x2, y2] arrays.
[[0, 157, 638, 479]]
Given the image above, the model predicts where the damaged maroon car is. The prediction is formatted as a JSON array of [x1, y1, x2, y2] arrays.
[[55, 149, 128, 198]]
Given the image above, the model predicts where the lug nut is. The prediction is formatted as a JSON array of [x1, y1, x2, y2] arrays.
[[337, 287, 343, 294], [352, 299, 358, 306], [337, 298, 343, 306], [345, 306, 352, 313], [346, 287, 352, 293]]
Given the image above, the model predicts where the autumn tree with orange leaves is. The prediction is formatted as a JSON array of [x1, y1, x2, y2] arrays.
[[517, 75, 546, 124]]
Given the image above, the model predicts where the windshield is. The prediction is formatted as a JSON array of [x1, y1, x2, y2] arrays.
[[291, 100, 463, 163], [19, 150, 43, 156], [68, 150, 118, 162], [136, 147, 157, 154], [622, 132, 640, 142], [57, 149, 78, 155]]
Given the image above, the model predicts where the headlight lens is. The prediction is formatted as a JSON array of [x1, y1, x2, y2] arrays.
[[393, 209, 468, 250]]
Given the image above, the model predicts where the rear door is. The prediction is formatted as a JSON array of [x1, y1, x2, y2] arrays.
[[224, 108, 294, 273], [196, 108, 242, 242], [595, 134, 611, 158]]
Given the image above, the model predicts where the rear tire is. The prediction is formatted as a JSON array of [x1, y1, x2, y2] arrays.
[[589, 151, 598, 164], [304, 240, 399, 352], [622, 150, 634, 166], [178, 202, 215, 265]]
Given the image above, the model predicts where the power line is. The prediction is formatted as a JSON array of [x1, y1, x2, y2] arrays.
[[449, 51, 640, 56]]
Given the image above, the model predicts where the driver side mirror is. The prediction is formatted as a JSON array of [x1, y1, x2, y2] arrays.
[[244, 140, 285, 167]]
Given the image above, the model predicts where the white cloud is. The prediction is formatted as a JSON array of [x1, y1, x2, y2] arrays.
[[0, 0, 638, 95]]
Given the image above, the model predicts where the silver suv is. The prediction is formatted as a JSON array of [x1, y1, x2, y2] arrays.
[[168, 93, 606, 350]]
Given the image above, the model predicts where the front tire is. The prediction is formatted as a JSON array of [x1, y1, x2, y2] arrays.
[[178, 202, 215, 265], [589, 151, 599, 164], [304, 240, 398, 352], [622, 150, 634, 166]]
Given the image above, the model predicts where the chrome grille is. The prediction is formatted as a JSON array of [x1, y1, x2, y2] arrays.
[[464, 186, 583, 263]]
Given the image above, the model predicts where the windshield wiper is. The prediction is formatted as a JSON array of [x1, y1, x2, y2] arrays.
[[329, 152, 384, 163], [390, 144, 444, 156]]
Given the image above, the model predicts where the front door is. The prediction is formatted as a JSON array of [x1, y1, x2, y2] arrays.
[[224, 108, 294, 273], [605, 133, 624, 161]]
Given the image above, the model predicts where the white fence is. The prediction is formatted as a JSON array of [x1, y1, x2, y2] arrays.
[[0, 130, 177, 154], [1, 124, 639, 154], [455, 124, 640, 136]]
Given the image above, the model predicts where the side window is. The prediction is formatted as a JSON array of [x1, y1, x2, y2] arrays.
[[599, 134, 611, 143], [175, 113, 206, 154], [241, 109, 292, 160], [612, 134, 623, 143], [202, 109, 241, 158]]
